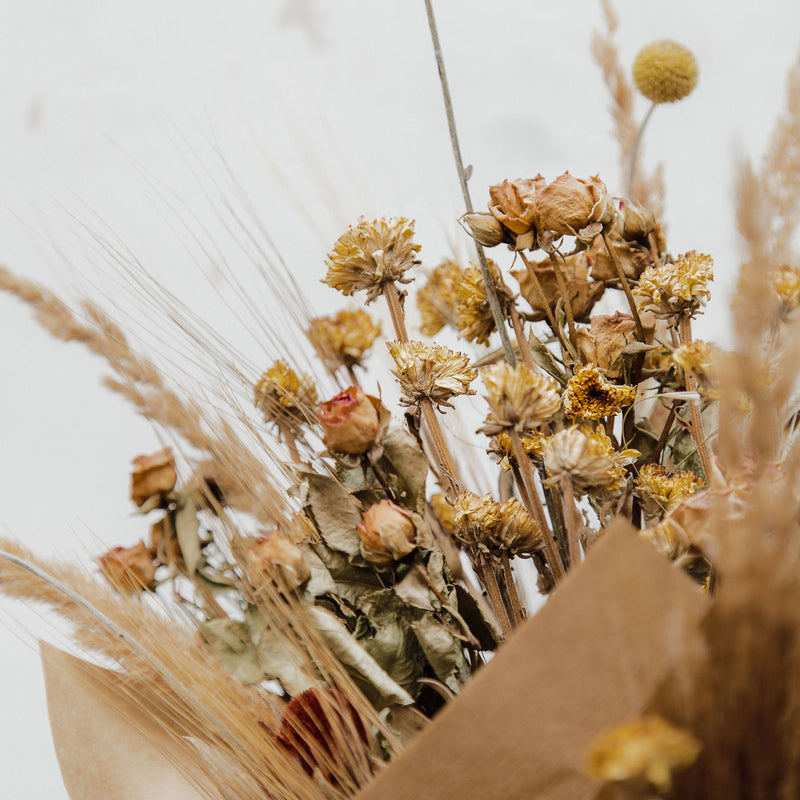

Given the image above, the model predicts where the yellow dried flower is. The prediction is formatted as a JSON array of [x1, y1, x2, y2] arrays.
[[416, 260, 465, 336], [307, 309, 381, 371], [455, 260, 514, 346], [428, 493, 457, 536], [562, 365, 636, 420], [634, 251, 713, 319], [636, 463, 703, 518], [480, 362, 561, 435], [451, 491, 502, 554], [497, 498, 542, 557], [770, 264, 800, 310], [632, 40, 698, 104], [585, 715, 701, 791], [672, 340, 714, 385], [254, 360, 318, 433], [542, 426, 638, 494], [488, 430, 546, 471], [323, 217, 421, 303], [387, 340, 476, 412]]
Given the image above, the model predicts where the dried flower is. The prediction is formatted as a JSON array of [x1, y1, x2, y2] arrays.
[[428, 493, 457, 536], [634, 251, 714, 319], [416, 260, 465, 336], [488, 177, 543, 239], [497, 498, 542, 557], [461, 212, 506, 248], [770, 264, 800, 311], [130, 448, 177, 507], [307, 309, 381, 371], [616, 198, 656, 240], [254, 360, 318, 434], [387, 340, 476, 412], [245, 530, 310, 592], [319, 386, 386, 455], [562, 365, 636, 420], [98, 542, 156, 593], [542, 426, 638, 494], [532, 173, 615, 240], [149, 515, 181, 563], [455, 260, 514, 346], [451, 491, 502, 554], [585, 715, 701, 791], [488, 430, 546, 471], [633, 40, 699, 104], [589, 228, 656, 285], [672, 340, 715, 387], [512, 251, 605, 323], [636, 463, 703, 518], [357, 500, 421, 567], [575, 311, 655, 376], [323, 217, 421, 303], [479, 362, 560, 434]]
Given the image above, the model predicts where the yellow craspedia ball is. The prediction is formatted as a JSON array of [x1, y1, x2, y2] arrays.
[[632, 40, 698, 103]]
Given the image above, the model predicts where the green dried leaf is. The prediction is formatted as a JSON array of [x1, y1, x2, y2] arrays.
[[394, 569, 435, 612], [378, 427, 429, 513], [173, 496, 202, 575], [303, 472, 363, 556], [411, 614, 466, 692], [197, 619, 263, 685], [309, 541, 383, 603]]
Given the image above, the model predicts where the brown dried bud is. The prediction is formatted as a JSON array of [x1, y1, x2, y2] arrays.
[[532, 173, 615, 238], [575, 312, 645, 374], [319, 386, 386, 455], [357, 500, 422, 567], [130, 448, 177, 507], [461, 212, 505, 248], [245, 530, 310, 592], [618, 198, 656, 240], [98, 542, 156, 593], [488, 177, 544, 236]]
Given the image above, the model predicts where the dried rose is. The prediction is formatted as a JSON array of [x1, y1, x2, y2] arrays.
[[488, 177, 544, 237], [617, 198, 656, 240], [357, 500, 422, 567], [149, 515, 181, 563], [575, 311, 653, 374], [319, 386, 386, 455], [130, 448, 177, 507], [532, 173, 615, 238], [461, 212, 506, 248], [98, 542, 156, 593], [244, 530, 310, 592]]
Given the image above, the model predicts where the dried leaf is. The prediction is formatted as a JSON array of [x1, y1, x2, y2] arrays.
[[411, 614, 466, 692], [378, 427, 430, 513], [197, 619, 264, 685], [394, 569, 435, 612], [453, 584, 501, 651], [173, 496, 202, 575], [303, 472, 363, 556]]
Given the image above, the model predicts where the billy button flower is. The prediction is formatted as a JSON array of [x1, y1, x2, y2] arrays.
[[633, 40, 698, 105], [254, 360, 318, 436], [319, 386, 388, 456]]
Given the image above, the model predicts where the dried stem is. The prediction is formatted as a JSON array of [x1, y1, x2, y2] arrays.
[[508, 430, 566, 581], [559, 476, 582, 570], [420, 399, 461, 497], [509, 305, 535, 369], [548, 252, 579, 365], [601, 230, 645, 342], [500, 552, 525, 627], [383, 282, 409, 342], [474, 552, 512, 636], [627, 102, 657, 199]]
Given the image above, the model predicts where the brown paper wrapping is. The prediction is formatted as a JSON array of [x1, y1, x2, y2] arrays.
[[355, 522, 706, 800]]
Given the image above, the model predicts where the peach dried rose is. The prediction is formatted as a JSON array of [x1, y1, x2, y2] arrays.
[[130, 448, 177, 507], [357, 500, 419, 567], [99, 542, 156, 593], [319, 386, 385, 455], [245, 530, 310, 592], [532, 173, 615, 238], [488, 177, 544, 236]]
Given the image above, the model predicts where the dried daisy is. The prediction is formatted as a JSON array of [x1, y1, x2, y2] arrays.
[[562, 364, 636, 420], [542, 425, 638, 495], [496, 498, 542, 557], [323, 216, 421, 303], [387, 340, 476, 412], [451, 491, 503, 554], [456, 260, 514, 346], [254, 359, 318, 435], [636, 463, 703, 518], [632, 40, 699, 104], [585, 715, 701, 792], [770, 264, 800, 311], [488, 430, 546, 471], [634, 251, 714, 319], [416, 260, 464, 336], [307, 309, 381, 372], [479, 362, 560, 435]]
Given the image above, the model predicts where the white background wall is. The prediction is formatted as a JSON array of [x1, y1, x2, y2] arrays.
[[1, 1, 798, 796]]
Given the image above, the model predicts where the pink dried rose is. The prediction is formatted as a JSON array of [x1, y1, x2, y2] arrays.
[[357, 500, 422, 567], [319, 386, 386, 455], [98, 542, 156, 593], [244, 530, 310, 592], [130, 448, 177, 507]]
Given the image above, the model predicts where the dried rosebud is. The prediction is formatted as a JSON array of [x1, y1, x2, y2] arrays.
[[617, 198, 656, 240], [461, 212, 506, 248], [130, 448, 177, 507], [633, 40, 698, 104], [357, 500, 423, 567], [488, 177, 544, 237], [98, 542, 156, 593], [245, 530, 310, 592], [319, 386, 386, 455], [588, 228, 655, 284], [532, 173, 615, 239]]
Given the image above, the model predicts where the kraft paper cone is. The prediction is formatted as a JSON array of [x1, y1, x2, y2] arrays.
[[41, 641, 221, 800], [355, 522, 707, 800]]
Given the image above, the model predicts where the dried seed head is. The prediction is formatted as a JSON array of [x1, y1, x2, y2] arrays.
[[323, 217, 421, 303], [542, 425, 638, 494], [488, 430, 546, 471], [307, 309, 381, 371], [455, 260, 515, 346], [632, 40, 698, 104], [532, 173, 615, 240], [497, 498, 542, 557], [636, 463, 704, 519], [416, 259, 465, 336], [254, 360, 318, 434], [387, 340, 476, 412], [770, 264, 800, 311], [562, 364, 636, 421], [585, 715, 701, 792], [634, 251, 713, 319], [479, 362, 560, 434]]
